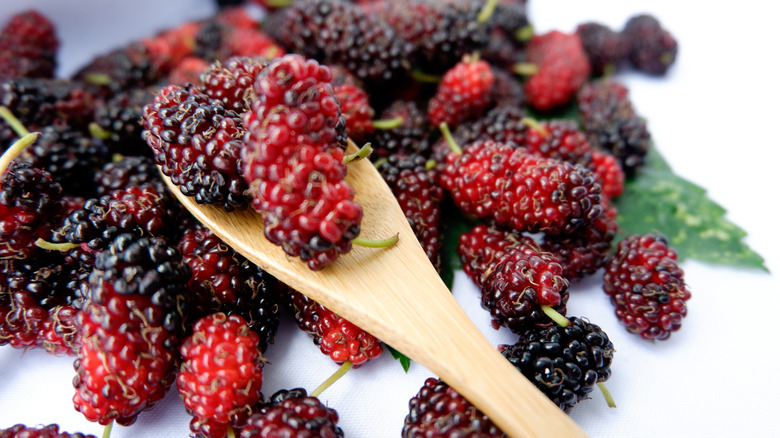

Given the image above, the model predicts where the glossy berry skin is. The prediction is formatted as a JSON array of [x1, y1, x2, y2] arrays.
[[142, 84, 250, 211], [242, 54, 361, 270], [427, 57, 495, 128], [588, 149, 625, 200], [523, 31, 590, 111], [500, 316, 614, 412], [285, 287, 383, 367], [178, 222, 281, 352], [72, 234, 191, 426], [177, 313, 265, 434], [440, 141, 602, 236], [0, 424, 95, 438], [523, 119, 593, 169], [93, 155, 167, 197], [369, 99, 430, 158], [603, 233, 691, 341], [240, 388, 344, 438], [481, 239, 570, 333], [402, 377, 505, 438]]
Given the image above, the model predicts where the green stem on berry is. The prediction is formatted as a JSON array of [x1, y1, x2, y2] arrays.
[[476, 0, 499, 23], [521, 116, 549, 137], [541, 305, 570, 327], [0, 132, 39, 176], [227, 425, 236, 438], [102, 421, 113, 438], [411, 69, 442, 83], [372, 157, 388, 170], [310, 360, 353, 398], [88, 121, 112, 141], [438, 122, 462, 156], [597, 382, 617, 408], [515, 24, 535, 42], [83, 72, 113, 86], [0, 106, 30, 137], [371, 116, 403, 130], [35, 238, 79, 252], [266, 0, 293, 7], [343, 142, 373, 164], [512, 62, 539, 76], [425, 159, 437, 171], [352, 233, 399, 248]]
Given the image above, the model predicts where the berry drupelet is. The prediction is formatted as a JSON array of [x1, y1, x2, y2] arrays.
[[426, 55, 495, 129], [242, 54, 361, 270], [73, 233, 191, 426], [142, 84, 251, 211], [622, 14, 678, 76], [0, 424, 96, 438], [284, 287, 383, 366], [577, 77, 651, 176], [199, 56, 270, 115], [369, 99, 431, 158], [177, 313, 266, 437], [90, 86, 157, 157], [266, 0, 411, 86], [481, 237, 570, 333], [240, 388, 344, 437], [403, 377, 506, 438], [576, 21, 631, 76], [500, 316, 615, 412], [93, 155, 168, 197], [178, 221, 282, 352], [603, 233, 691, 341], [0, 158, 67, 260], [0, 9, 59, 82], [440, 140, 602, 236], [377, 153, 444, 271], [523, 30, 590, 112], [458, 224, 536, 289]]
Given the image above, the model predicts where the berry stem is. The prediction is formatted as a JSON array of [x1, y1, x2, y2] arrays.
[[102, 421, 113, 438], [411, 69, 442, 83], [0, 132, 39, 176], [438, 122, 462, 155], [597, 382, 617, 408], [515, 24, 535, 42], [352, 233, 399, 248], [541, 305, 570, 327], [35, 238, 79, 252], [521, 116, 549, 137], [0, 106, 30, 137], [343, 142, 373, 164], [88, 121, 112, 140], [227, 425, 236, 438], [310, 360, 353, 398], [266, 0, 292, 7], [371, 116, 403, 130], [512, 62, 539, 76], [476, 0, 499, 23]]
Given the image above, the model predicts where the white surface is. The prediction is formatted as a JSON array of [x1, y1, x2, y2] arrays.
[[2, 1, 780, 437]]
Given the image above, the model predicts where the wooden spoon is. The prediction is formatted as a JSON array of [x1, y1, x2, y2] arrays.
[[161, 141, 589, 438]]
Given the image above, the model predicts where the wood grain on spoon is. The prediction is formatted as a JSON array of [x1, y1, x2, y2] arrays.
[[161, 141, 589, 438]]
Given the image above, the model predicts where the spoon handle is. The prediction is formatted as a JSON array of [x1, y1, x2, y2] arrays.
[[161, 143, 589, 437]]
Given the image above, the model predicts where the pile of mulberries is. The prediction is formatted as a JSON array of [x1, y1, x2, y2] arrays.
[[0, 2, 690, 437]]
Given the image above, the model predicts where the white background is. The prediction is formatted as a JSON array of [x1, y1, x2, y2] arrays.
[[1, 1, 779, 437]]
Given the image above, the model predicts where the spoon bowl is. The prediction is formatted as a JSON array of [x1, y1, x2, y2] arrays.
[[161, 141, 588, 438]]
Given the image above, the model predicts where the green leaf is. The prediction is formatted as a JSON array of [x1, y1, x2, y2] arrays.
[[438, 200, 480, 289], [387, 345, 412, 373], [613, 147, 768, 271]]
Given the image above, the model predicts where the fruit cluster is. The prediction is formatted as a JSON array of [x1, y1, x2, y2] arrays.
[[0, 1, 689, 436]]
